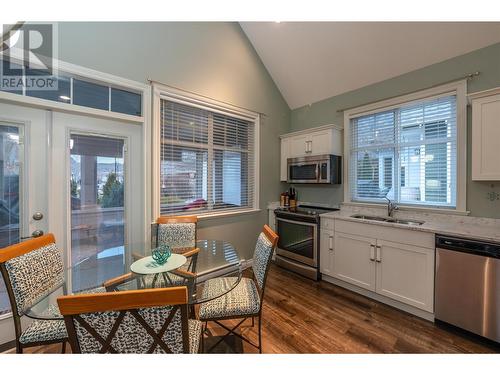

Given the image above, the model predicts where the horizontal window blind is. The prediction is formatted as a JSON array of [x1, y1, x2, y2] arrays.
[[350, 95, 457, 208], [160, 99, 255, 215]]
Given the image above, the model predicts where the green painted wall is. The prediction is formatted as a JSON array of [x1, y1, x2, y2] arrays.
[[290, 42, 500, 218], [56, 22, 290, 259]]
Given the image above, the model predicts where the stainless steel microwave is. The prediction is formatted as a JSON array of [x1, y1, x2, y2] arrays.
[[287, 154, 341, 184]]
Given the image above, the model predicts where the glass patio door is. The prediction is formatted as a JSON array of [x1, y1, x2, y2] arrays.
[[0, 102, 50, 345], [51, 112, 144, 293]]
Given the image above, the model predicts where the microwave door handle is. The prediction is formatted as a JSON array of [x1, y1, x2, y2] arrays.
[[315, 163, 319, 182]]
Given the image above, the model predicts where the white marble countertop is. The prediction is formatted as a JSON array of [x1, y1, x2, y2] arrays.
[[321, 207, 500, 243]]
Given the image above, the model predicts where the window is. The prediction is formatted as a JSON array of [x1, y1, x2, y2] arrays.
[[73, 79, 109, 110], [349, 94, 458, 209], [0, 58, 142, 116], [159, 98, 257, 215]]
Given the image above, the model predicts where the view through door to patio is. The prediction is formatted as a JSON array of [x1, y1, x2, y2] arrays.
[[0, 124, 21, 316], [70, 134, 125, 292]]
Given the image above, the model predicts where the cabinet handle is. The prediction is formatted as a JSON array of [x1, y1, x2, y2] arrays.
[[305, 140, 312, 153], [376, 245, 382, 262], [370, 244, 375, 261], [329, 236, 333, 251]]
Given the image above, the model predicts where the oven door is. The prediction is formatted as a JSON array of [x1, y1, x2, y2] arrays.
[[275, 217, 317, 267], [287, 162, 319, 183]]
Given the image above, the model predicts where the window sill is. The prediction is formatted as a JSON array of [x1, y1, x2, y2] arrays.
[[342, 201, 470, 216], [172, 208, 262, 221]]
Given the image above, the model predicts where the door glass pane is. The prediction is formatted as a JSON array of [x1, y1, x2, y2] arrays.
[[70, 134, 125, 292], [0, 125, 21, 316], [277, 220, 314, 259]]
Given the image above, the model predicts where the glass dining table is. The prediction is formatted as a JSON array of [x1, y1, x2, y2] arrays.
[[25, 239, 243, 321]]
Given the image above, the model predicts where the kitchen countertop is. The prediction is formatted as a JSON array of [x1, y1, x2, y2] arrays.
[[321, 208, 500, 243]]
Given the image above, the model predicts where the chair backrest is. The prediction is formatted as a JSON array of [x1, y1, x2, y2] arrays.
[[155, 216, 197, 249], [252, 225, 278, 292], [57, 287, 191, 354], [0, 233, 63, 317]]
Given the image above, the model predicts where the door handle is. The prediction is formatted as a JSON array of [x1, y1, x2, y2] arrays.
[[370, 244, 375, 261], [328, 235, 333, 251], [20, 230, 44, 240], [376, 245, 382, 262]]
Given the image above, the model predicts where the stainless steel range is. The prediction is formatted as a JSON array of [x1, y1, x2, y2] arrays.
[[274, 205, 339, 280]]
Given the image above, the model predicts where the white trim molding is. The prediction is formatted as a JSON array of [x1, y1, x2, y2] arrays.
[[343, 80, 468, 214], [152, 82, 261, 220]]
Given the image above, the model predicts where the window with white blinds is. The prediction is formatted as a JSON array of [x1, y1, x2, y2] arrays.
[[160, 99, 256, 215], [349, 94, 457, 208]]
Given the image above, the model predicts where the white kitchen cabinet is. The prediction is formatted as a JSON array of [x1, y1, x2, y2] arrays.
[[289, 133, 310, 157], [332, 232, 376, 291], [325, 219, 435, 313], [375, 240, 434, 312], [310, 129, 333, 155], [280, 137, 290, 181], [471, 91, 500, 180], [280, 125, 342, 181], [319, 229, 334, 276]]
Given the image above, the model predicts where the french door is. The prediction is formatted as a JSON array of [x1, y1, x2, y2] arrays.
[[0, 103, 144, 346]]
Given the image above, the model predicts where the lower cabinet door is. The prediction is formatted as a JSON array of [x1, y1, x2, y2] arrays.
[[333, 232, 376, 291], [375, 240, 434, 312], [319, 230, 334, 276]]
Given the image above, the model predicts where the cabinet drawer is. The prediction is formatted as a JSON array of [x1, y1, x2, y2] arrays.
[[320, 217, 334, 231]]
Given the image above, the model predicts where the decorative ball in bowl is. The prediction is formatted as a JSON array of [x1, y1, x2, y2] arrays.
[[151, 244, 172, 265]]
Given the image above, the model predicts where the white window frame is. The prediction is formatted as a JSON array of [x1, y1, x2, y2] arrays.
[[152, 82, 260, 220], [343, 80, 467, 214]]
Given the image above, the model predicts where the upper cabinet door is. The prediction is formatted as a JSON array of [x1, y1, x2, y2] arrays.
[[280, 137, 290, 181], [289, 134, 310, 157], [472, 93, 500, 180], [310, 129, 332, 155]]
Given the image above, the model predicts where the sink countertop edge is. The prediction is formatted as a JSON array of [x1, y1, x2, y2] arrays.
[[320, 211, 500, 243]]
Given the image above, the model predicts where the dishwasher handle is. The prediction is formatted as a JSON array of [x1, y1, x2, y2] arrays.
[[436, 235, 500, 259]]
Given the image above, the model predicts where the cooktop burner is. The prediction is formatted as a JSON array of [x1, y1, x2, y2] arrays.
[[275, 204, 339, 220]]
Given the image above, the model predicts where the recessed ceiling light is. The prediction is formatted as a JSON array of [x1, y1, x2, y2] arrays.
[[59, 95, 71, 101]]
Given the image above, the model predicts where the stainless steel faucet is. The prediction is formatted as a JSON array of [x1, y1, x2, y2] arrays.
[[384, 197, 399, 217]]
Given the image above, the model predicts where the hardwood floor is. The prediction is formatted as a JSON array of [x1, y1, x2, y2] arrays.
[[4, 263, 499, 354]]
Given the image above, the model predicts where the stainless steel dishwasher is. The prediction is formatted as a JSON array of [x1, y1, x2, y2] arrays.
[[435, 235, 500, 343]]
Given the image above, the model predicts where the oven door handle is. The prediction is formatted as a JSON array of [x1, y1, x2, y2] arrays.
[[275, 217, 318, 227]]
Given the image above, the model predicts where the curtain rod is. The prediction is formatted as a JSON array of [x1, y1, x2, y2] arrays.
[[335, 71, 480, 113], [147, 78, 267, 117]]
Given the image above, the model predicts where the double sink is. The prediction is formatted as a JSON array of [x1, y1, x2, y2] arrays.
[[350, 214, 425, 226]]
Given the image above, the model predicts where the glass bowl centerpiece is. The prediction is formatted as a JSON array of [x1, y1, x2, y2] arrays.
[[151, 244, 172, 265]]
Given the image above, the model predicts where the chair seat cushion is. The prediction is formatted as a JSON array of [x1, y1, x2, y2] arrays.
[[19, 318, 67, 344], [188, 319, 202, 353], [199, 277, 260, 320]]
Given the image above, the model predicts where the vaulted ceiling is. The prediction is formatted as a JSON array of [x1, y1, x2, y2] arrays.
[[240, 22, 500, 109]]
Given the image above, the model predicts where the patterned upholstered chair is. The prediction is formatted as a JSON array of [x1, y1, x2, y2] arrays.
[[145, 216, 199, 287], [0, 234, 68, 353], [198, 225, 278, 353], [57, 286, 202, 353], [154, 216, 197, 252]]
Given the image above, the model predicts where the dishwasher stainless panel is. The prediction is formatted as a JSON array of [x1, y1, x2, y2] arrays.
[[435, 235, 500, 343]]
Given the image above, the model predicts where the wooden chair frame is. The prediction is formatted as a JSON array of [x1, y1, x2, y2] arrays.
[[201, 225, 278, 353], [0, 234, 68, 353], [57, 287, 198, 353]]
